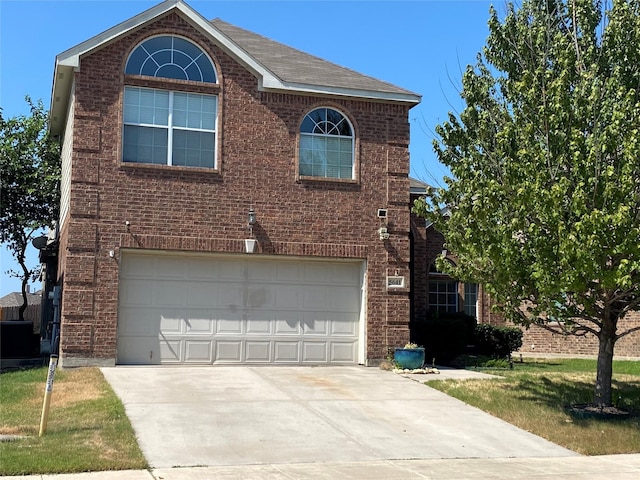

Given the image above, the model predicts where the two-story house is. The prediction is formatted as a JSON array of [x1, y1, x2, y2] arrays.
[[48, 0, 421, 366]]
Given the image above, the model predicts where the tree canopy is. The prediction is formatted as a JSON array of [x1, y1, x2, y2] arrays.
[[414, 0, 640, 407], [0, 98, 60, 319]]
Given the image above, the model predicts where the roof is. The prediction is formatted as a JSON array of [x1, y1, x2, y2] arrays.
[[0, 292, 41, 308], [410, 177, 431, 195], [50, 0, 421, 135], [211, 19, 419, 100]]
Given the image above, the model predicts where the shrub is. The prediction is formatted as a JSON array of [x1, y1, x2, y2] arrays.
[[410, 312, 477, 363], [473, 324, 523, 359]]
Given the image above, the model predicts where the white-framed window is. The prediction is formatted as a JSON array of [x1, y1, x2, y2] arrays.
[[463, 282, 478, 318], [123, 87, 217, 168], [123, 36, 218, 168], [299, 107, 354, 179]]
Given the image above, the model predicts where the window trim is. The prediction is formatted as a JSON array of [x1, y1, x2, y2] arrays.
[[297, 106, 358, 183]]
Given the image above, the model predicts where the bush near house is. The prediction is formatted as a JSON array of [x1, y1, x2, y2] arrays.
[[411, 312, 477, 363], [411, 315, 523, 365], [473, 324, 523, 359]]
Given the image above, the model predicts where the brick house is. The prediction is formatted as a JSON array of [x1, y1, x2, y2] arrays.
[[48, 0, 422, 366]]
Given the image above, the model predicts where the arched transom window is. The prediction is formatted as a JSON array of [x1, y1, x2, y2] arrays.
[[299, 107, 354, 179], [123, 36, 218, 168], [125, 35, 217, 83]]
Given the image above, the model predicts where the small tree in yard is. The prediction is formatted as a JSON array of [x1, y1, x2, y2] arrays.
[[0, 98, 60, 320], [414, 0, 640, 408]]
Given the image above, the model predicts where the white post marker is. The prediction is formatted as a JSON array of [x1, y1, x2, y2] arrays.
[[39, 355, 58, 437]]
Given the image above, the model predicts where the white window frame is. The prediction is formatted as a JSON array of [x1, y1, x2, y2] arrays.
[[123, 86, 218, 168]]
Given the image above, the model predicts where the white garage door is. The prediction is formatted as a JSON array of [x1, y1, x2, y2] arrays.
[[117, 252, 365, 365]]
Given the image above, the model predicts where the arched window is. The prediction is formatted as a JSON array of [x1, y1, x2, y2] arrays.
[[125, 36, 217, 83], [123, 36, 218, 168], [299, 107, 354, 179]]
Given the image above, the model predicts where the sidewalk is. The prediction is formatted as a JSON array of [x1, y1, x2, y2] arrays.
[[6, 454, 640, 479]]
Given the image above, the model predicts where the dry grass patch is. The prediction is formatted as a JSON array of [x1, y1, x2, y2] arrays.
[[426, 360, 640, 455], [0, 366, 147, 476]]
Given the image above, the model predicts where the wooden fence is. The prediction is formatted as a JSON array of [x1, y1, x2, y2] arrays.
[[0, 305, 41, 333]]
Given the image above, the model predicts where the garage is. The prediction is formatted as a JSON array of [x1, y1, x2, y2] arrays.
[[117, 251, 365, 365]]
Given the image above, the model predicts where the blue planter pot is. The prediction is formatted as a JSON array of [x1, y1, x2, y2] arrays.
[[394, 348, 425, 369]]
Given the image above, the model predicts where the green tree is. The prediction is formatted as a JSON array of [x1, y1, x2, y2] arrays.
[[0, 98, 60, 320], [414, 0, 640, 407]]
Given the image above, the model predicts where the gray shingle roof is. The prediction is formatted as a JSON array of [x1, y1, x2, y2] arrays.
[[0, 292, 41, 308], [211, 18, 419, 99]]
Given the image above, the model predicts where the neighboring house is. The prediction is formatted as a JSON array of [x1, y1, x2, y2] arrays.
[[49, 0, 421, 366], [409, 181, 640, 359]]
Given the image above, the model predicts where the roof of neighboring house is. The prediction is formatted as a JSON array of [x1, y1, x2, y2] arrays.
[[50, 0, 421, 135], [409, 177, 431, 195], [0, 291, 41, 308]]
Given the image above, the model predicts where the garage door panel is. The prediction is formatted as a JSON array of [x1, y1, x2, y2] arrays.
[[184, 311, 215, 334], [118, 253, 363, 365], [245, 341, 271, 362], [159, 311, 184, 334], [118, 336, 160, 365], [160, 338, 182, 363], [247, 286, 271, 308], [273, 285, 302, 309], [274, 311, 302, 335], [330, 342, 357, 362], [331, 313, 358, 336], [155, 256, 187, 279], [187, 282, 217, 307], [184, 340, 213, 363], [153, 281, 187, 307], [119, 308, 159, 335], [187, 259, 218, 280], [246, 316, 272, 335], [120, 280, 153, 307], [303, 313, 329, 335], [302, 342, 328, 362], [216, 317, 243, 334], [217, 260, 245, 281], [274, 341, 299, 362], [329, 286, 361, 313], [216, 341, 242, 362]]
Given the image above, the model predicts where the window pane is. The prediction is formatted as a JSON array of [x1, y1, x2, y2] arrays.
[[123, 125, 167, 164], [464, 283, 478, 318], [172, 130, 215, 168]]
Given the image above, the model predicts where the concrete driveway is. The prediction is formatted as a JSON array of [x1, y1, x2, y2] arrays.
[[101, 366, 577, 469]]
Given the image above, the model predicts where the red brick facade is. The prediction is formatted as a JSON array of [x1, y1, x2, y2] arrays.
[[57, 12, 415, 365]]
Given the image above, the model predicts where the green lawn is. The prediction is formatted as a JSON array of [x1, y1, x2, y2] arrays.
[[426, 357, 640, 455], [0, 366, 147, 476]]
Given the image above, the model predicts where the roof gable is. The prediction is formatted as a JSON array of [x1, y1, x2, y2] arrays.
[[50, 0, 420, 135]]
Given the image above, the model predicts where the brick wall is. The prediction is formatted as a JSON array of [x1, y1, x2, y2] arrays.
[[58, 13, 413, 364]]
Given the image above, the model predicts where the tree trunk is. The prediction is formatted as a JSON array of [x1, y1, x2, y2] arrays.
[[18, 251, 30, 322], [594, 312, 617, 407]]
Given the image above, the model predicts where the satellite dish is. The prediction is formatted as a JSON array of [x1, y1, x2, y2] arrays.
[[32, 236, 49, 250]]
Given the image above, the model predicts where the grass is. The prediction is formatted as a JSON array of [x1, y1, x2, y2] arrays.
[[0, 366, 147, 476], [427, 357, 640, 455]]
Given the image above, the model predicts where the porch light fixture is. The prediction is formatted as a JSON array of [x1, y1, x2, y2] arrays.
[[248, 208, 256, 227]]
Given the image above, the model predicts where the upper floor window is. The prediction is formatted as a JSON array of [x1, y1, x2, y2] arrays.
[[123, 36, 218, 169], [299, 108, 354, 179], [123, 87, 217, 168], [125, 35, 217, 83]]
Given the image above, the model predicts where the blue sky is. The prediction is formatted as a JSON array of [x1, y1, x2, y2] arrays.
[[0, 0, 495, 296]]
